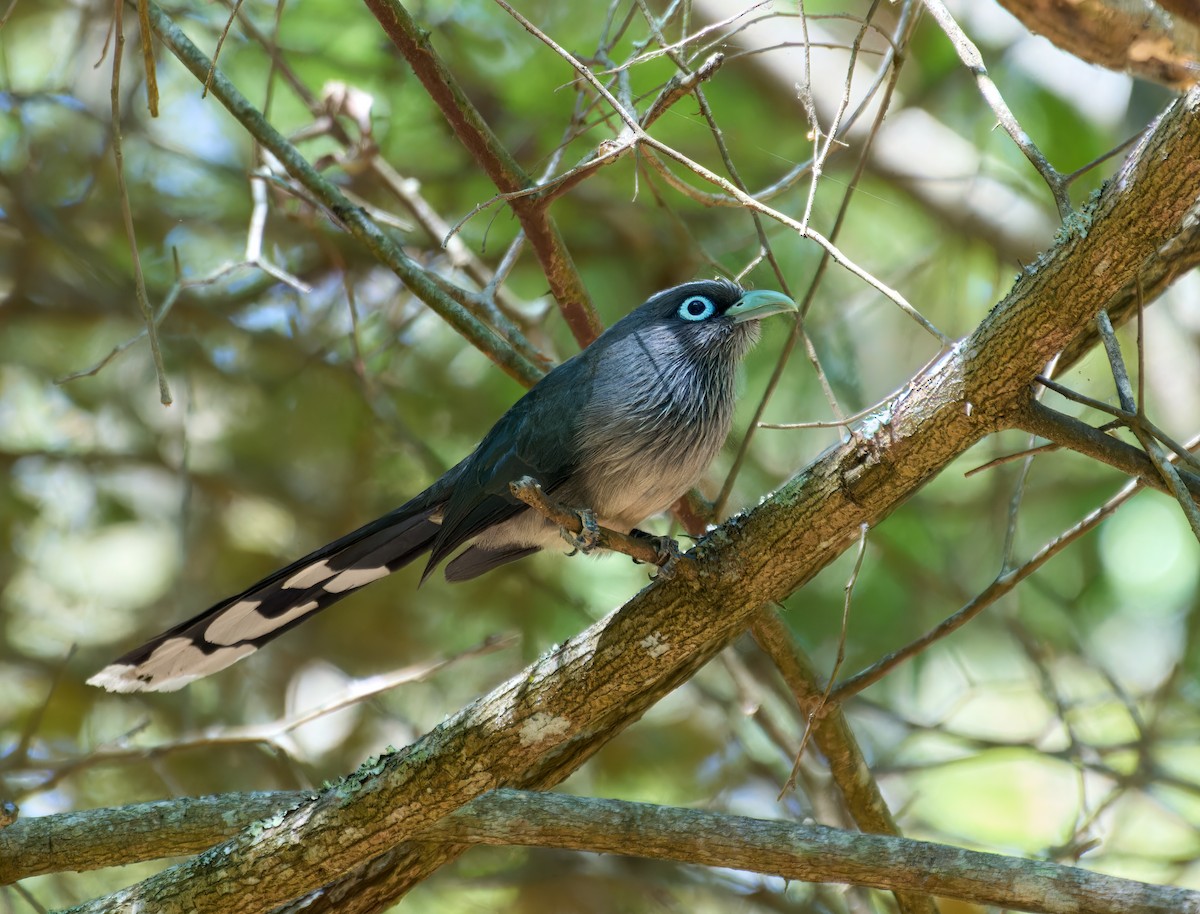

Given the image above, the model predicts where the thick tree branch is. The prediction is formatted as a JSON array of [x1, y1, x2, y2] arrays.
[[1, 792, 308, 883], [997, 0, 1200, 89], [13, 791, 1200, 914], [438, 792, 1199, 914], [61, 86, 1200, 914]]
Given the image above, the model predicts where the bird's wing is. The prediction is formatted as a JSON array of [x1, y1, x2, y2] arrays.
[[87, 492, 448, 693], [424, 370, 586, 576], [443, 544, 541, 582]]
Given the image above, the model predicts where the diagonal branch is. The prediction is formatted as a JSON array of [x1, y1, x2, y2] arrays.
[[360, 0, 603, 346], [1014, 398, 1200, 501], [921, 0, 1070, 218]]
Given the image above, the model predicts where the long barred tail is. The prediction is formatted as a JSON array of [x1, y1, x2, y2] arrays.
[[87, 509, 440, 693]]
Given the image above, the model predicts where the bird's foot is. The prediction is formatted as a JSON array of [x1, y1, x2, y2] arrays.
[[563, 507, 602, 555], [629, 528, 683, 579]]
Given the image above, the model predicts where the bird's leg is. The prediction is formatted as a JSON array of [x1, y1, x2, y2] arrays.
[[562, 507, 602, 555]]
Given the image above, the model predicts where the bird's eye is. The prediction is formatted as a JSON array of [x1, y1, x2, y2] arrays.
[[677, 295, 716, 322]]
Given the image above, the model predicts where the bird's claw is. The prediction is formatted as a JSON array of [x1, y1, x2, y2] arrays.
[[629, 528, 683, 579], [651, 537, 683, 581], [653, 535, 683, 568], [563, 507, 601, 555]]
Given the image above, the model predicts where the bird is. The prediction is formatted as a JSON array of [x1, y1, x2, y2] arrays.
[[88, 279, 797, 692]]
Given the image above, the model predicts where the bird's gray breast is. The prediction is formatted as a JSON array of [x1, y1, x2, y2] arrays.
[[567, 325, 740, 531]]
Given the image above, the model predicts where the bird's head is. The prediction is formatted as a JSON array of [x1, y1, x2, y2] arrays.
[[602, 279, 797, 365]]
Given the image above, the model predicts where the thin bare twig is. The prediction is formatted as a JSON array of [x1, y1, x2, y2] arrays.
[[55, 252, 308, 386], [221, 6, 545, 359], [1094, 308, 1200, 538], [604, 1, 771, 73], [246, 160, 313, 292], [111, 0, 172, 404], [749, 609, 937, 914], [715, 2, 919, 516], [800, 3, 879, 232], [135, 0, 158, 115], [204, 0, 243, 98], [1036, 374, 1200, 473], [964, 441, 1060, 477], [16, 635, 516, 792], [999, 349, 1062, 570], [0, 0, 21, 28], [834, 434, 1200, 700], [491, 0, 951, 347], [1062, 128, 1149, 185], [921, 0, 1071, 219], [759, 392, 905, 429], [529, 51, 728, 207], [146, 1, 544, 386], [782, 522, 868, 796], [638, 52, 725, 127], [362, 0, 603, 346]]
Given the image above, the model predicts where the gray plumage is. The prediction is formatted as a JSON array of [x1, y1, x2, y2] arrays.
[[88, 280, 796, 692]]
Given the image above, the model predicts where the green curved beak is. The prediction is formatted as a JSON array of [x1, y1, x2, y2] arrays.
[[726, 289, 798, 323]]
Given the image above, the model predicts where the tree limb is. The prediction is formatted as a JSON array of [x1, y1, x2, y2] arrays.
[[1013, 397, 1200, 500], [1, 792, 309, 883], [13, 790, 1200, 914], [997, 0, 1200, 89]]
